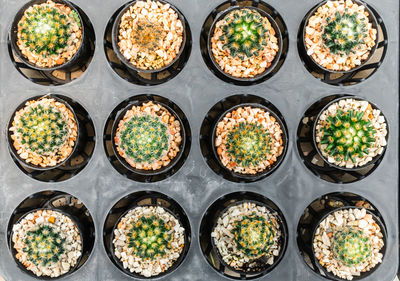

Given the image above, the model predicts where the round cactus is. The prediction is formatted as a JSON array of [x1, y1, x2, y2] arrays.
[[127, 215, 173, 259], [226, 122, 271, 168], [133, 19, 164, 52], [118, 114, 170, 165], [219, 8, 269, 59], [23, 225, 66, 267], [232, 213, 277, 258], [322, 11, 368, 55], [332, 227, 372, 266], [19, 4, 79, 56], [319, 109, 377, 163], [17, 103, 70, 156]]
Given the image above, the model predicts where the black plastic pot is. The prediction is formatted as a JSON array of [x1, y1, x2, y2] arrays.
[[311, 206, 387, 281], [10, 0, 87, 71], [111, 0, 187, 73], [211, 103, 288, 182], [8, 208, 84, 280], [207, 6, 283, 83], [111, 99, 186, 177], [312, 95, 389, 171], [7, 95, 80, 171], [301, 0, 379, 74]]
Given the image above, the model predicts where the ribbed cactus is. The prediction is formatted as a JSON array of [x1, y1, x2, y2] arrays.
[[18, 103, 69, 155], [232, 213, 277, 258], [219, 8, 269, 59], [319, 109, 376, 163], [226, 122, 271, 168], [119, 114, 169, 164], [128, 215, 173, 259], [322, 11, 368, 55], [332, 227, 372, 266], [133, 19, 163, 52], [22, 225, 65, 267], [19, 5, 73, 56]]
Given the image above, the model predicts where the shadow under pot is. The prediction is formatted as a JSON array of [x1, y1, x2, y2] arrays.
[[301, 0, 378, 73], [111, 0, 186, 73], [211, 103, 287, 181], [110, 205, 188, 278], [9, 208, 84, 279], [111, 100, 185, 176], [10, 0, 86, 71], [207, 6, 282, 82], [211, 200, 286, 275], [311, 206, 387, 280], [313, 96, 388, 171], [7, 95, 79, 171]]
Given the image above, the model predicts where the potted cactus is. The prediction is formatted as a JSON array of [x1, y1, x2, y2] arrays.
[[11, 0, 83, 69], [11, 209, 82, 278], [213, 105, 285, 176], [208, 7, 281, 79], [303, 0, 377, 72], [8, 96, 78, 169], [113, 101, 183, 172], [314, 97, 388, 169], [313, 207, 385, 280], [112, 0, 186, 71], [112, 205, 185, 277], [211, 201, 282, 272]]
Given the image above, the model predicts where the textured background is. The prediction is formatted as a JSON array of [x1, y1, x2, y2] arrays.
[[0, 0, 398, 280]]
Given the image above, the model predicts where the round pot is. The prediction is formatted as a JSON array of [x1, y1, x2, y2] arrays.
[[312, 95, 389, 171], [111, 0, 187, 73], [207, 6, 283, 82], [111, 99, 186, 176], [311, 206, 387, 281], [211, 103, 288, 181], [10, 0, 86, 71], [7, 95, 80, 171], [301, 0, 378, 74], [8, 208, 84, 280]]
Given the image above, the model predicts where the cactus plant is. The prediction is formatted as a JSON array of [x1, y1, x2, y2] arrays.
[[18, 103, 69, 156], [127, 215, 173, 259], [232, 213, 277, 258], [119, 114, 170, 164], [19, 5, 74, 56], [22, 225, 66, 267], [319, 109, 377, 163], [332, 227, 372, 266], [133, 19, 164, 52], [322, 11, 368, 55], [225, 122, 271, 168], [219, 8, 269, 59]]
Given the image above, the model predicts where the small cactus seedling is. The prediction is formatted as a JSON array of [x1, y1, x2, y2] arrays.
[[232, 213, 277, 258], [133, 19, 164, 52], [19, 4, 75, 56], [332, 227, 372, 266], [127, 215, 173, 259], [319, 109, 377, 163], [22, 225, 66, 267], [17, 103, 69, 156], [226, 122, 271, 168], [219, 8, 269, 59], [322, 11, 369, 55], [119, 114, 170, 165]]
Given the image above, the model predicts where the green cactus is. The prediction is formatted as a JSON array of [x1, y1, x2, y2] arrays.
[[19, 4, 73, 56], [226, 122, 271, 168], [219, 8, 269, 59], [332, 227, 372, 266], [322, 11, 368, 55], [17, 103, 69, 156], [22, 225, 65, 267], [319, 109, 377, 163], [127, 215, 173, 259], [119, 114, 169, 164], [232, 213, 277, 258]]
